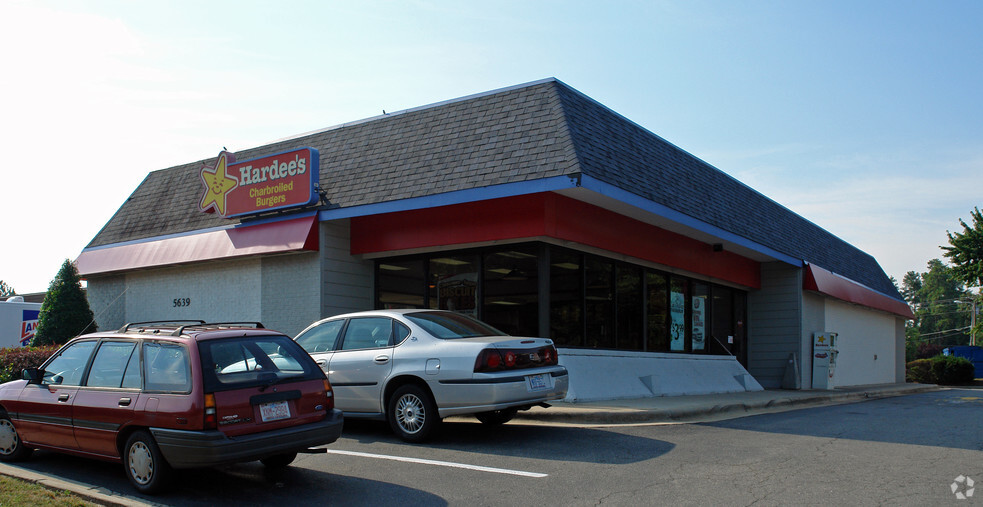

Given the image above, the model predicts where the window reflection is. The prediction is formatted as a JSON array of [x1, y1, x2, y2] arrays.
[[586, 257, 614, 349], [378, 259, 425, 309], [429, 256, 478, 316], [483, 248, 539, 337], [616, 265, 642, 350], [550, 249, 583, 347], [646, 272, 668, 352]]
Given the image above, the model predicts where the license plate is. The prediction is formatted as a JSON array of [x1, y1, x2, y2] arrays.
[[259, 400, 290, 422], [526, 373, 551, 392]]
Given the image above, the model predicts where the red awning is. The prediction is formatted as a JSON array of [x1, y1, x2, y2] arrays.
[[803, 263, 914, 319], [77, 215, 318, 276]]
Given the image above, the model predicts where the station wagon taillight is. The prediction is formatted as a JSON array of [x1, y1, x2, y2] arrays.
[[474, 344, 559, 373], [204, 393, 217, 429]]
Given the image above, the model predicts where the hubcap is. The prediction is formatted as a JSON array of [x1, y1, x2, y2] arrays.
[[128, 441, 154, 485], [0, 420, 18, 455], [395, 394, 425, 434]]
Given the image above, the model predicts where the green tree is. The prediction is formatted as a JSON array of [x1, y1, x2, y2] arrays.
[[943, 206, 983, 289], [32, 260, 96, 346], [943, 207, 983, 344], [901, 259, 973, 361], [0, 280, 14, 298]]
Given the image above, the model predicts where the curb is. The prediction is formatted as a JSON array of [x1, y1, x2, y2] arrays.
[[0, 462, 154, 507], [512, 384, 940, 425]]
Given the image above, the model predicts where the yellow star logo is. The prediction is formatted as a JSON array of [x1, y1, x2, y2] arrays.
[[199, 151, 239, 216]]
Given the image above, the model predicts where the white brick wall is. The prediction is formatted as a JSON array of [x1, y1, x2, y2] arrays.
[[86, 274, 127, 331], [821, 298, 898, 387], [261, 252, 321, 336], [124, 258, 262, 324]]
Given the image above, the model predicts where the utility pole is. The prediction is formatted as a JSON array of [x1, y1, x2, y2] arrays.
[[972, 297, 978, 346]]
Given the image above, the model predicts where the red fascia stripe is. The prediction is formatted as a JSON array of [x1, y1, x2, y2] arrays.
[[351, 193, 760, 289], [803, 263, 914, 319], [77, 215, 318, 276]]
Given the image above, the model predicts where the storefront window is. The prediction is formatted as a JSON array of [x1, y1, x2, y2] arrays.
[[483, 247, 539, 337], [375, 243, 747, 361], [734, 291, 747, 365], [669, 278, 688, 352], [616, 265, 642, 350], [550, 249, 583, 347], [378, 259, 425, 309], [586, 257, 614, 349], [646, 272, 669, 352], [429, 255, 478, 316], [692, 283, 708, 351], [711, 286, 734, 355]]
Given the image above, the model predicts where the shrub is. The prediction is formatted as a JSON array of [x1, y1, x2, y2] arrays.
[[931, 355, 976, 385], [0, 346, 59, 384], [33, 259, 96, 346], [905, 358, 933, 384], [906, 355, 976, 385]]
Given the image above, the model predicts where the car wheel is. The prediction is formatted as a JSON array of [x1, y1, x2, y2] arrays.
[[124, 431, 172, 495], [261, 452, 298, 468], [388, 384, 439, 443], [0, 414, 32, 462], [475, 407, 518, 426]]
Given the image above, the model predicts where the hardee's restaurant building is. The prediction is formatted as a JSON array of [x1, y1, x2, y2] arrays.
[[77, 79, 914, 400]]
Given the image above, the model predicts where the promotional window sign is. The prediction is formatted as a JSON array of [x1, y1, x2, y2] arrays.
[[670, 291, 685, 351], [199, 147, 320, 218], [691, 296, 706, 350], [21, 309, 39, 346]]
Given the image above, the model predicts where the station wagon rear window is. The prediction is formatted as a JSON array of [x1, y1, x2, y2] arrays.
[[198, 335, 323, 392]]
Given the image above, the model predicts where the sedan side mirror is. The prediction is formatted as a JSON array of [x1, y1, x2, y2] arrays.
[[22, 368, 41, 384]]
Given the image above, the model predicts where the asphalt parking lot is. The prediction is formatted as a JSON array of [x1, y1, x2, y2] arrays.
[[0, 383, 949, 506]]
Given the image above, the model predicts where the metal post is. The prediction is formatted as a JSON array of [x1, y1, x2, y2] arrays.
[[972, 298, 978, 346]]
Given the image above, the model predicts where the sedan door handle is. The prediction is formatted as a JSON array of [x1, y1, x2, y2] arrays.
[[374, 355, 390, 364], [316, 360, 327, 368], [118, 397, 131, 407], [57, 394, 70, 402]]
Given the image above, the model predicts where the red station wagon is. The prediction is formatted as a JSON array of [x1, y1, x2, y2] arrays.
[[0, 321, 344, 494]]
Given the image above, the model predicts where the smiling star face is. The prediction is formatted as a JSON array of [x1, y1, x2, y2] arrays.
[[199, 152, 239, 216]]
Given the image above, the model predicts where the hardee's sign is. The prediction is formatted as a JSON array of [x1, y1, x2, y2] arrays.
[[199, 147, 320, 218]]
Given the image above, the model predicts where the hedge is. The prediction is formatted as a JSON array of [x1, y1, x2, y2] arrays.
[[906, 358, 933, 384], [0, 346, 59, 384], [905, 355, 976, 385]]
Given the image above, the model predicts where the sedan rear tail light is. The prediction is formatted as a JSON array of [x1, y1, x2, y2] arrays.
[[323, 379, 335, 411], [474, 344, 559, 373]]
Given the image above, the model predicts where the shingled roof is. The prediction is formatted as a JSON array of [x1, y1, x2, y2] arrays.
[[87, 78, 902, 300]]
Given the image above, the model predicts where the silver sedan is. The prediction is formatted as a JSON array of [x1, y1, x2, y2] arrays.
[[294, 309, 569, 442]]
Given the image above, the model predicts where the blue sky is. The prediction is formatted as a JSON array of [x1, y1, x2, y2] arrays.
[[1, 0, 981, 294]]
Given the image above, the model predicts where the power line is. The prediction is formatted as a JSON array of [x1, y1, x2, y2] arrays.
[[916, 326, 972, 339]]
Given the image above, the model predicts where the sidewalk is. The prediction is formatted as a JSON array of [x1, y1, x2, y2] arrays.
[[512, 382, 940, 425]]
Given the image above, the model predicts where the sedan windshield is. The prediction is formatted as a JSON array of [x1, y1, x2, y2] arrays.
[[405, 311, 505, 339]]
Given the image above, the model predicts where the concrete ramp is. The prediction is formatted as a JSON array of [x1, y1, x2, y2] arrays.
[[558, 349, 764, 402]]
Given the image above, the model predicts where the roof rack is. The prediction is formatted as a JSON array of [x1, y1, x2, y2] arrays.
[[171, 322, 266, 336], [118, 320, 206, 333]]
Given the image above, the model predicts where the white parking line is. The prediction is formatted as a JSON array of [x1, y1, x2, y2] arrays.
[[326, 449, 548, 478]]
